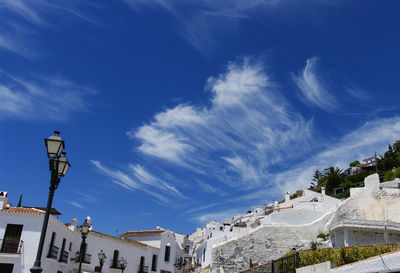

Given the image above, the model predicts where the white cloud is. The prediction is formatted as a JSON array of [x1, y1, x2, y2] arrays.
[[121, 0, 283, 54], [68, 201, 85, 209], [91, 160, 184, 204], [292, 57, 337, 110], [192, 208, 245, 224], [129, 58, 313, 189], [0, 0, 99, 59], [275, 116, 400, 193], [0, 74, 95, 121]]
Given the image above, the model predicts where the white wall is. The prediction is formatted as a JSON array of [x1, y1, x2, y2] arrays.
[[0, 211, 80, 273]]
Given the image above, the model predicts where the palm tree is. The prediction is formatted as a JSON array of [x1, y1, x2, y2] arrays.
[[324, 166, 344, 194]]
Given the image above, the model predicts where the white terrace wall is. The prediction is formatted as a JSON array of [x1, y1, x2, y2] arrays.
[[211, 211, 334, 273]]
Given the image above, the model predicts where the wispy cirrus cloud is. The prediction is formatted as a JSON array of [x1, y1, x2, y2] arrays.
[[90, 160, 184, 205], [122, 0, 284, 54], [275, 116, 400, 193], [128, 57, 313, 190], [1, 0, 99, 59], [0, 74, 94, 120], [192, 208, 245, 223], [68, 201, 85, 209], [292, 57, 337, 110], [0, 73, 95, 121]]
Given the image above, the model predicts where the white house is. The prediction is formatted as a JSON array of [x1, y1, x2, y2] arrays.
[[0, 190, 189, 273]]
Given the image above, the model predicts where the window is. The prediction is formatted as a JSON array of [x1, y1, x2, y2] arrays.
[[112, 250, 119, 268], [59, 238, 66, 262], [1, 224, 23, 253], [69, 242, 72, 251], [151, 254, 158, 271], [220, 227, 223, 231], [164, 245, 171, 262], [139, 256, 145, 273], [0, 263, 14, 273], [47, 232, 56, 258], [203, 249, 206, 262]]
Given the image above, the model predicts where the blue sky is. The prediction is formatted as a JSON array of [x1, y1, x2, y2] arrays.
[[1, 0, 400, 235]]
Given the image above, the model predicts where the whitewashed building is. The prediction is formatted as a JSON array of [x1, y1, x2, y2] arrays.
[[0, 190, 189, 273], [190, 188, 342, 270]]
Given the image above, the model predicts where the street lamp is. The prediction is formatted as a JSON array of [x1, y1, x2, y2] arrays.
[[78, 219, 91, 273], [30, 131, 70, 273], [119, 257, 127, 273], [98, 250, 107, 273]]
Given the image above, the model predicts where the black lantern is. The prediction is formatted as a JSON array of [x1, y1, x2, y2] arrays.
[[53, 151, 70, 177], [44, 131, 64, 158], [80, 219, 90, 238], [119, 257, 127, 273], [98, 250, 107, 273]]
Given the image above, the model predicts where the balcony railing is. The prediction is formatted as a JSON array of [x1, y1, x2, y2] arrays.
[[60, 250, 69, 263], [138, 265, 149, 273], [48, 245, 59, 259], [73, 253, 92, 264], [83, 253, 92, 264], [0, 239, 23, 254]]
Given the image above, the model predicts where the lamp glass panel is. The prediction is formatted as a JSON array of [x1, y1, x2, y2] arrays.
[[81, 224, 90, 234], [58, 161, 67, 176], [46, 139, 63, 158], [62, 162, 70, 176]]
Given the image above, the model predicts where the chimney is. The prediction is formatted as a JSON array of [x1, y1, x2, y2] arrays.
[[285, 191, 290, 203], [0, 191, 8, 209], [86, 216, 92, 230], [321, 187, 325, 196], [70, 218, 78, 232]]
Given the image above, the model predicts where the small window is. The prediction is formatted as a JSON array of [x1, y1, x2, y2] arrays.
[[112, 250, 119, 268], [151, 254, 158, 271], [47, 232, 56, 258], [203, 249, 206, 262], [69, 242, 72, 251], [139, 256, 145, 273], [164, 245, 171, 262], [220, 227, 223, 231]]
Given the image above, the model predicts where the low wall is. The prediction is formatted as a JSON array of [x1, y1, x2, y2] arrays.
[[296, 261, 335, 273]]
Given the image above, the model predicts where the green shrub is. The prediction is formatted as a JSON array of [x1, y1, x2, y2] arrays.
[[299, 243, 398, 267]]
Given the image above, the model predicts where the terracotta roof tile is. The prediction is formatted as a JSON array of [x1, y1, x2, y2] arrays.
[[0, 207, 45, 214], [120, 230, 165, 237]]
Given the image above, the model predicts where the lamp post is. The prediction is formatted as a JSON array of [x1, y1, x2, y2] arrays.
[[78, 219, 91, 273], [30, 131, 70, 273], [119, 257, 127, 273], [98, 250, 107, 273]]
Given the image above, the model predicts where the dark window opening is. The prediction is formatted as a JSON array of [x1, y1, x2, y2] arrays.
[[139, 256, 145, 272], [164, 245, 171, 262], [112, 250, 119, 268], [151, 254, 158, 271], [0, 264, 14, 273], [47, 232, 57, 259], [1, 224, 23, 253]]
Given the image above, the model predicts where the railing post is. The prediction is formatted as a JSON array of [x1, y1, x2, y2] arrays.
[[271, 260, 274, 273], [295, 252, 299, 268]]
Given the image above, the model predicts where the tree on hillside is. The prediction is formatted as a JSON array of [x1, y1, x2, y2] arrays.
[[324, 166, 344, 194], [349, 160, 360, 167], [393, 139, 400, 154], [310, 169, 323, 190], [378, 144, 400, 171]]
